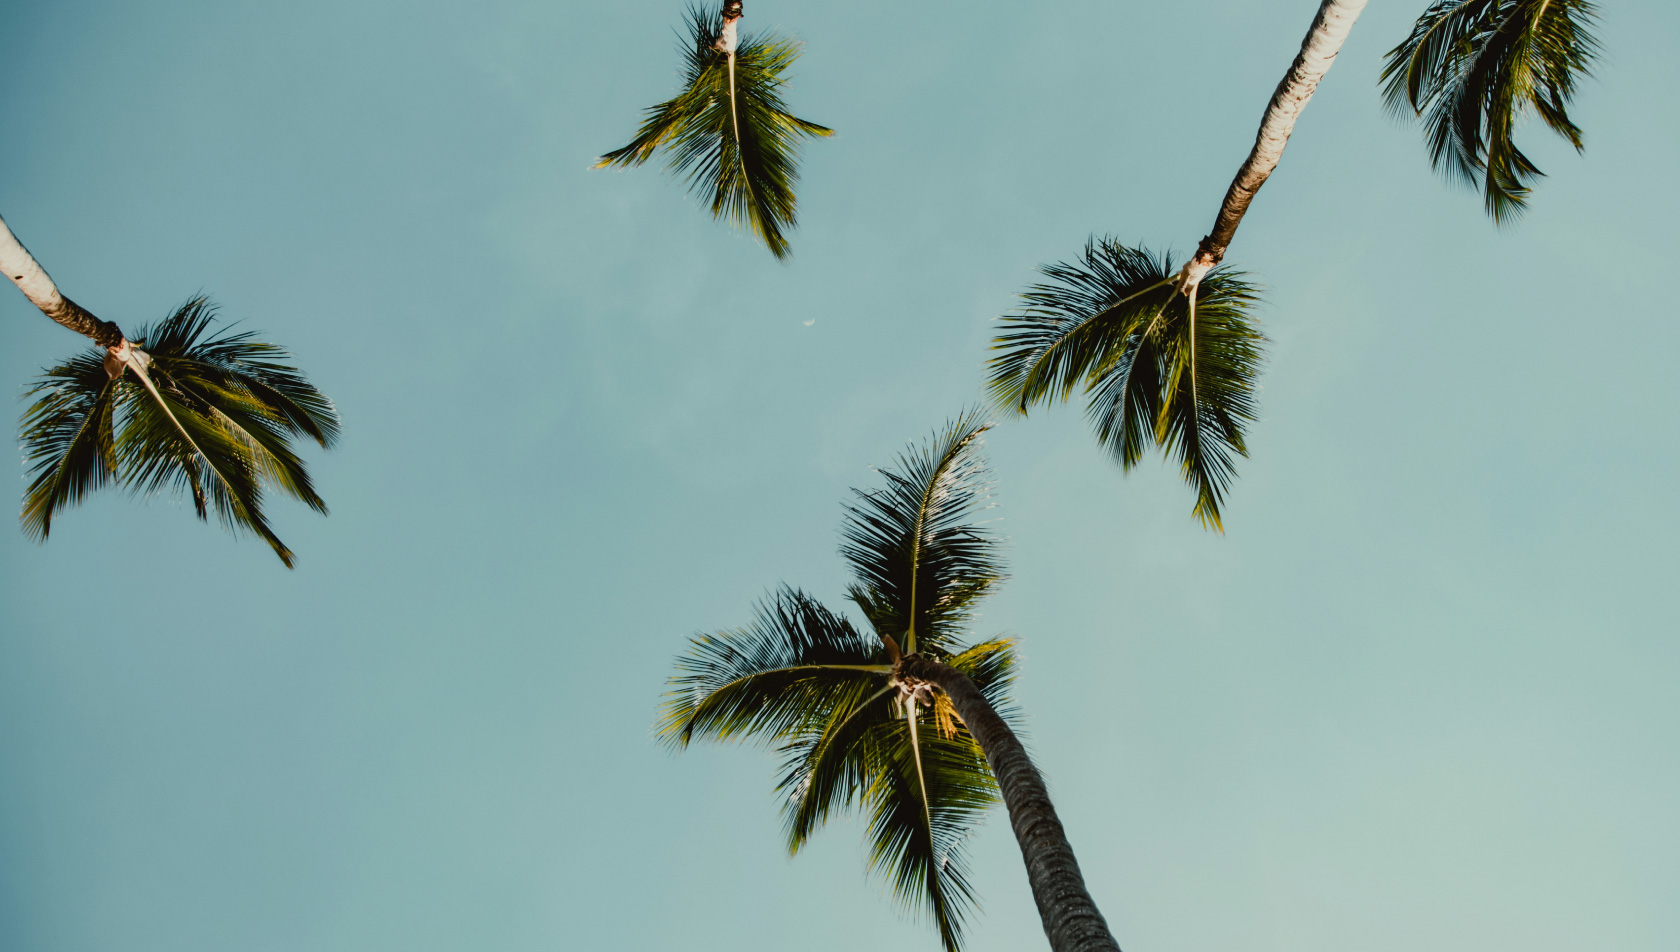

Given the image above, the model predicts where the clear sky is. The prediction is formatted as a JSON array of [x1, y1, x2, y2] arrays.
[[2, 1, 1677, 950]]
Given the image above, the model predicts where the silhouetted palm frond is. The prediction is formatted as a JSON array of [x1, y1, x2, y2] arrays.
[[1381, 0, 1599, 221], [597, 5, 832, 258]]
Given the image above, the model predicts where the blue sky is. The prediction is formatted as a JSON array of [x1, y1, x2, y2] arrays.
[[2, 0, 1677, 949]]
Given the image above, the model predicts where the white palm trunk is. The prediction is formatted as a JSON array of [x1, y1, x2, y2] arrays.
[[0, 212, 207, 451], [0, 212, 138, 376], [1176, 0, 1368, 293]]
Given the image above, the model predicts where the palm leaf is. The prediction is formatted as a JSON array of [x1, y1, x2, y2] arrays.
[[659, 586, 890, 748], [16, 297, 337, 566], [19, 351, 119, 541], [861, 714, 996, 952], [840, 410, 1003, 655], [1381, 0, 1600, 221], [990, 239, 1265, 530], [663, 424, 1022, 951], [596, 6, 832, 258]]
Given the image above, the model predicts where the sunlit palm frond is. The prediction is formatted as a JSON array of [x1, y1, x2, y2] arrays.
[[840, 410, 1003, 655], [990, 240, 1264, 530], [1381, 0, 1600, 221], [116, 360, 295, 566], [596, 6, 832, 258], [659, 586, 888, 748], [19, 351, 119, 541], [945, 638, 1021, 729], [1152, 269, 1265, 531]]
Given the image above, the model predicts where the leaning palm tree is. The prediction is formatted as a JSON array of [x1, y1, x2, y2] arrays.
[[661, 412, 1122, 952], [2, 212, 338, 566], [989, 0, 1367, 531], [1381, 0, 1600, 222], [595, 1, 832, 259]]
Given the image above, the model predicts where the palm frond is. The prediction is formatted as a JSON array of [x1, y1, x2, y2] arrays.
[[945, 638, 1021, 730], [840, 410, 1004, 655], [15, 297, 336, 565], [990, 240, 1265, 530], [19, 351, 119, 541], [596, 6, 832, 258], [659, 586, 888, 749], [861, 716, 996, 952], [1152, 270, 1266, 531], [1381, 0, 1600, 221], [116, 363, 295, 566]]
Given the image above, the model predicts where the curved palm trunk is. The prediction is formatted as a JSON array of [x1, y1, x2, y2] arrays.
[[1, 213, 125, 346], [1176, 0, 1368, 292], [0, 212, 211, 461], [898, 654, 1122, 952]]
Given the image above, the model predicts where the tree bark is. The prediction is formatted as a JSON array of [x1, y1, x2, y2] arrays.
[[1178, 0, 1368, 290], [897, 654, 1122, 952], [0, 212, 126, 349]]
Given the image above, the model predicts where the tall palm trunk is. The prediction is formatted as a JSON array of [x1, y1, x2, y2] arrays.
[[1175, 0, 1369, 293], [897, 654, 1122, 952], [0, 213, 128, 357]]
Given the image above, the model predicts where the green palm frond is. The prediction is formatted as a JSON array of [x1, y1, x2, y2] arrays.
[[19, 351, 119, 542], [1381, 0, 1600, 222], [861, 717, 996, 952], [17, 297, 338, 566], [989, 239, 1265, 531], [663, 424, 1026, 951], [840, 410, 1004, 655], [659, 586, 889, 749], [596, 5, 832, 258]]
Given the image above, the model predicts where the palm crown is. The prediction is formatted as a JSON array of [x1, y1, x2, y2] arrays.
[[989, 239, 1265, 531], [659, 412, 1018, 951], [20, 296, 339, 567], [596, 4, 832, 259], [1381, 0, 1600, 222]]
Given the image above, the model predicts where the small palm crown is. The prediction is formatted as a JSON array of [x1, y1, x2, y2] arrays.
[[595, 3, 832, 259], [989, 239, 1265, 531], [659, 411, 1017, 952], [19, 297, 338, 567], [1381, 0, 1600, 222]]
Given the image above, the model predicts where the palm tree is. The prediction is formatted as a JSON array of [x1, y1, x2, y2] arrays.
[[988, 0, 1367, 531], [3, 212, 338, 567], [661, 412, 1122, 952], [1381, 0, 1600, 222], [595, 2, 832, 259]]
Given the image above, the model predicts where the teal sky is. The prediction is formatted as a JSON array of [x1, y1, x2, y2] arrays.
[[3, 1, 1677, 949]]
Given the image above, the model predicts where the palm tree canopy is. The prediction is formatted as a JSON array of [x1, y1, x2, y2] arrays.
[[596, 5, 832, 259], [20, 296, 339, 567], [659, 413, 1020, 952], [989, 239, 1265, 532], [1381, 0, 1600, 222]]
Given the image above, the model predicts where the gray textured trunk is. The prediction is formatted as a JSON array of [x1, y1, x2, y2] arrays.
[[898, 655, 1122, 952], [1179, 0, 1368, 290], [0, 212, 126, 349]]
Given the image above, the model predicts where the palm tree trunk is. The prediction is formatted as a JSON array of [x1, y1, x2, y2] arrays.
[[0, 212, 127, 350], [1177, 0, 1368, 291], [897, 654, 1122, 952]]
